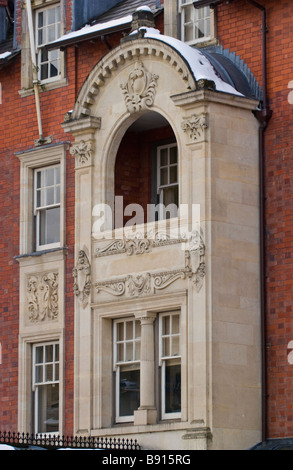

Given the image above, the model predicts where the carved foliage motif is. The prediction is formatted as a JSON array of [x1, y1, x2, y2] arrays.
[[95, 231, 206, 297], [70, 139, 94, 167], [181, 113, 208, 141], [121, 61, 159, 113], [27, 272, 58, 322], [73, 250, 91, 307]]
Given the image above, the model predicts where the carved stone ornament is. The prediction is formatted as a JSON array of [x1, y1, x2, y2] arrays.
[[95, 231, 184, 258], [70, 139, 94, 167], [27, 272, 58, 322], [73, 250, 91, 307], [121, 61, 159, 113], [95, 231, 206, 297], [181, 113, 208, 142]]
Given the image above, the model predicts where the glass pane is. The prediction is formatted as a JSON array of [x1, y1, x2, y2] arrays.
[[55, 344, 59, 362], [36, 384, 59, 433], [45, 344, 53, 363], [184, 5, 193, 23], [117, 322, 124, 342], [38, 29, 44, 46], [48, 25, 56, 43], [48, 8, 56, 25], [160, 148, 168, 167], [39, 207, 60, 246], [126, 321, 133, 340], [117, 343, 124, 363], [170, 146, 177, 164], [45, 168, 55, 186], [172, 336, 180, 356], [38, 12, 44, 28], [135, 341, 140, 361], [172, 315, 179, 334], [46, 187, 55, 206], [46, 363, 53, 382], [126, 342, 133, 362], [185, 24, 194, 42], [196, 20, 205, 39], [40, 47, 48, 63], [169, 166, 177, 184], [163, 186, 178, 208], [35, 365, 43, 383], [41, 63, 48, 81], [119, 368, 140, 417], [54, 363, 59, 382], [163, 316, 170, 335], [160, 167, 168, 186], [55, 166, 60, 184], [165, 363, 181, 414], [35, 346, 43, 364], [163, 337, 170, 357]]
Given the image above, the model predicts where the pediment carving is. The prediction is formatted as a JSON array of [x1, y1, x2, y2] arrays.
[[121, 61, 159, 113]]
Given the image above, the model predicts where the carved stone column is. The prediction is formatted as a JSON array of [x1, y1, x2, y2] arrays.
[[134, 311, 157, 426]]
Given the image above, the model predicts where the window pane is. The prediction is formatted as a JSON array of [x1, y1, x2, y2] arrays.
[[126, 321, 133, 340], [35, 346, 43, 364], [119, 367, 140, 417], [160, 148, 168, 167], [38, 12, 44, 28], [135, 341, 140, 361], [170, 146, 177, 164], [169, 166, 177, 184], [41, 63, 49, 81], [46, 187, 55, 206], [46, 363, 53, 382], [162, 186, 178, 209], [172, 336, 180, 356], [165, 363, 181, 414], [126, 342, 133, 362], [163, 337, 170, 357], [117, 322, 124, 341], [160, 167, 168, 186], [35, 365, 43, 383], [45, 344, 53, 363], [172, 315, 179, 334], [39, 207, 60, 246], [135, 321, 141, 339], [118, 343, 124, 363], [36, 384, 59, 433], [163, 316, 170, 335]]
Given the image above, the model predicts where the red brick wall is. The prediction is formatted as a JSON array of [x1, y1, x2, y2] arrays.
[[0, 2, 164, 436], [217, 0, 293, 439]]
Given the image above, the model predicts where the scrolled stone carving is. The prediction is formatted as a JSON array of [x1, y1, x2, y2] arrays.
[[181, 113, 208, 141], [27, 272, 58, 322], [121, 61, 159, 113], [70, 139, 94, 167], [73, 250, 91, 307], [125, 273, 152, 297]]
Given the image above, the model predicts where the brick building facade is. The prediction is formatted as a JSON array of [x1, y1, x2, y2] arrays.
[[0, 0, 292, 450]]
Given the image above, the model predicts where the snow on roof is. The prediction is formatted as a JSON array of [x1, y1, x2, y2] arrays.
[[134, 27, 242, 96], [49, 11, 240, 96], [49, 15, 132, 46], [0, 51, 12, 60]]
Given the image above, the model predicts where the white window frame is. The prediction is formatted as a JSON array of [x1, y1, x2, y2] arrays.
[[113, 318, 141, 423], [16, 144, 67, 256], [159, 311, 181, 420], [157, 142, 179, 220], [179, 0, 211, 45], [32, 341, 60, 435], [34, 164, 61, 251], [35, 4, 62, 84]]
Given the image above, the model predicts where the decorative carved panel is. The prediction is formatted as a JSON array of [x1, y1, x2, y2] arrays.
[[70, 139, 94, 168], [121, 61, 159, 113], [73, 250, 91, 307], [27, 272, 59, 322]]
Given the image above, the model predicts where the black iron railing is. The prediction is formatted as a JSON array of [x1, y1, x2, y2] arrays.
[[0, 431, 140, 450]]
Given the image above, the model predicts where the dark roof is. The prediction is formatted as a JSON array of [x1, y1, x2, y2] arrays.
[[249, 438, 293, 450], [47, 0, 163, 51], [93, 0, 162, 24], [0, 38, 20, 68]]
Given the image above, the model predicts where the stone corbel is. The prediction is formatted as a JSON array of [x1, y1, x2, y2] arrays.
[[181, 113, 208, 142], [70, 139, 95, 168]]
